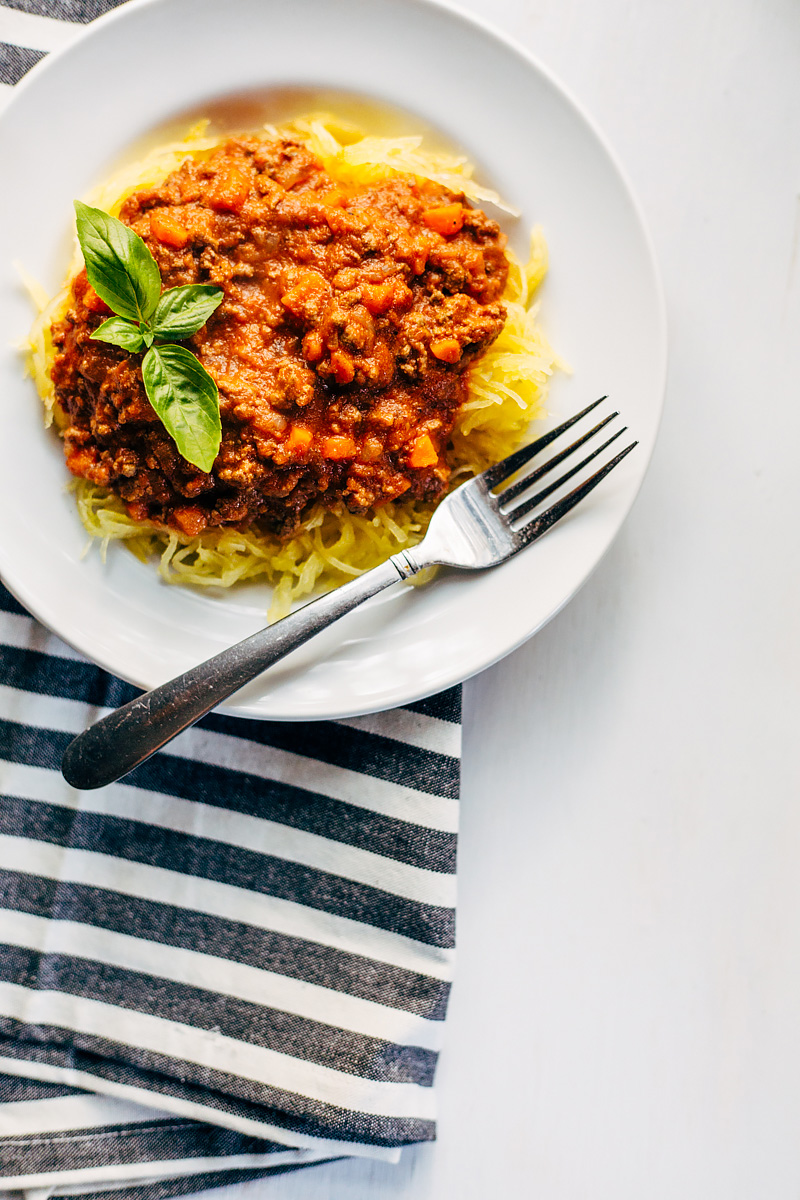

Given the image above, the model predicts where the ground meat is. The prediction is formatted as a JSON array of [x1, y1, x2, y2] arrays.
[[51, 135, 509, 538]]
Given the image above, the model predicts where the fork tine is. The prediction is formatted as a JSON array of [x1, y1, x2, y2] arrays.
[[506, 427, 627, 522], [514, 441, 638, 549], [480, 396, 608, 489], [499, 411, 619, 508]]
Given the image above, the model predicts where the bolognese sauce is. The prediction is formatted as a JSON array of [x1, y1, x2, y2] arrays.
[[51, 135, 509, 538]]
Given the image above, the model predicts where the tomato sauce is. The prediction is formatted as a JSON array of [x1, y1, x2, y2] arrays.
[[52, 135, 509, 537]]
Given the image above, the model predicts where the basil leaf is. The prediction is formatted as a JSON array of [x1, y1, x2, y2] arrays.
[[142, 344, 221, 473], [74, 200, 161, 324], [91, 316, 146, 353], [152, 285, 223, 340]]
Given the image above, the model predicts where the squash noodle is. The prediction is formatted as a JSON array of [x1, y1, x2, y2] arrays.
[[23, 114, 564, 620]]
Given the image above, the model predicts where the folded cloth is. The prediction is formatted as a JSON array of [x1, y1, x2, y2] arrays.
[[0, 1072, 336, 1199], [0, 576, 460, 1196]]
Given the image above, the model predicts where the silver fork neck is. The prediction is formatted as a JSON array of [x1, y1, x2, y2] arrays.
[[390, 549, 426, 578]]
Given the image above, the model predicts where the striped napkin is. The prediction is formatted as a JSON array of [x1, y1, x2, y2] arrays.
[[0, 9, 461, 1195], [0, 575, 460, 1196]]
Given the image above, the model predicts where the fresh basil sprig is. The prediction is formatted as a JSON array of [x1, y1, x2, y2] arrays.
[[74, 200, 224, 473]]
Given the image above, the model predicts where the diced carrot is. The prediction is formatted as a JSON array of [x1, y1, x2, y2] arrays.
[[207, 165, 251, 212], [302, 331, 324, 362], [320, 187, 347, 207], [287, 425, 313, 453], [281, 269, 329, 320], [392, 281, 413, 309], [172, 505, 208, 537], [322, 435, 356, 460], [360, 282, 395, 315], [83, 285, 111, 316], [125, 501, 150, 523], [65, 446, 97, 477], [422, 203, 465, 236], [430, 337, 462, 363], [407, 434, 439, 469], [150, 210, 190, 248], [330, 349, 355, 384], [361, 279, 413, 314]]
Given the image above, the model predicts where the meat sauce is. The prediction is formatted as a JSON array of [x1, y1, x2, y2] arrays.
[[52, 136, 509, 538]]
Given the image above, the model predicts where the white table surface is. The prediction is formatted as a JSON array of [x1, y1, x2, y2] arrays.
[[249, 0, 798, 1195], [3, 0, 799, 1195]]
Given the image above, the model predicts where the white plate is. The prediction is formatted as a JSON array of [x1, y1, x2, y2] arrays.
[[0, 0, 666, 720]]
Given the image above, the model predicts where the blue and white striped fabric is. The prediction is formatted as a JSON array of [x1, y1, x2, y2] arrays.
[[0, 8, 461, 1192]]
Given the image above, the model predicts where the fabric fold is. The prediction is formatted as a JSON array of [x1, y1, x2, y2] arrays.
[[0, 567, 459, 1197]]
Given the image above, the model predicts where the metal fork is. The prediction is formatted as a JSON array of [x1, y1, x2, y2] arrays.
[[61, 397, 636, 790]]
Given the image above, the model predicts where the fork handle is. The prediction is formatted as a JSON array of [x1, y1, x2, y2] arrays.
[[61, 554, 417, 791]]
